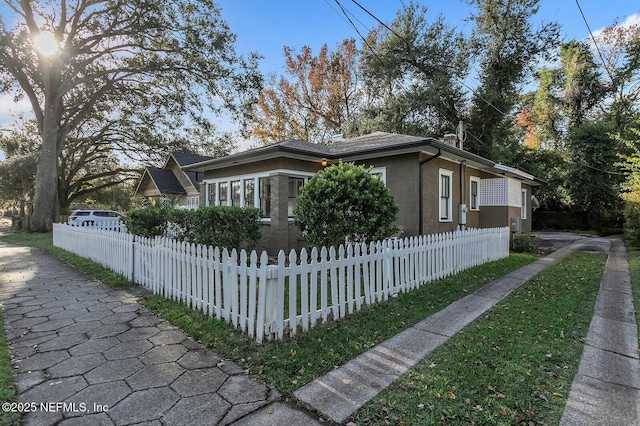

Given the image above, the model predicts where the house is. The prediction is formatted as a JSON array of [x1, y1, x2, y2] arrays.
[[134, 152, 213, 209], [183, 132, 543, 254]]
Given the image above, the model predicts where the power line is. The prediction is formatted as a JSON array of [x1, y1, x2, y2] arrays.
[[575, 0, 615, 84]]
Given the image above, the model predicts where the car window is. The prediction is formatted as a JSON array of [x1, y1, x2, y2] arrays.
[[94, 211, 109, 217], [75, 211, 90, 216]]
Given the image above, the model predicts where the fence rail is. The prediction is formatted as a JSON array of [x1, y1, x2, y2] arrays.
[[53, 224, 510, 343]]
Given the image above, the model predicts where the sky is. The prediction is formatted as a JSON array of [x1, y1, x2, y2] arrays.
[[215, 0, 640, 77], [1, 0, 639, 155]]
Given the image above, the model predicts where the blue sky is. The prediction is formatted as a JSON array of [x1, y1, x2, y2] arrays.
[[216, 0, 640, 76]]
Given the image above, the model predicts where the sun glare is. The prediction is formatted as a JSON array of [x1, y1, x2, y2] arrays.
[[33, 31, 58, 55]]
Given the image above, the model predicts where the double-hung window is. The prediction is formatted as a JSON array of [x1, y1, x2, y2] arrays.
[[470, 177, 480, 211], [288, 177, 305, 217], [439, 169, 453, 222]]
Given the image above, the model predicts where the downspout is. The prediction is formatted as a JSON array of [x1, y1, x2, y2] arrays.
[[418, 149, 442, 236]]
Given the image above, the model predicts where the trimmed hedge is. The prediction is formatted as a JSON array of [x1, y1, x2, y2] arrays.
[[126, 206, 262, 251]]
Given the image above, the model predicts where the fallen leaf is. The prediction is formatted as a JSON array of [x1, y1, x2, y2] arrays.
[[446, 391, 456, 399], [487, 385, 494, 391], [289, 349, 297, 357], [499, 409, 507, 416], [497, 393, 506, 399], [552, 392, 563, 398], [417, 403, 425, 409]]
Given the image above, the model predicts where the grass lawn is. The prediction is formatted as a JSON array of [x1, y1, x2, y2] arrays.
[[627, 248, 640, 341], [350, 251, 607, 425]]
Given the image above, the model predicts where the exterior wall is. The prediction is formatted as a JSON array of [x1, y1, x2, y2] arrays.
[[420, 156, 463, 235], [352, 153, 420, 238], [479, 206, 509, 229]]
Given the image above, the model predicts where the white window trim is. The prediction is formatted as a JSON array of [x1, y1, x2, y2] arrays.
[[521, 188, 527, 220], [439, 169, 453, 222], [469, 176, 480, 211], [369, 166, 387, 184]]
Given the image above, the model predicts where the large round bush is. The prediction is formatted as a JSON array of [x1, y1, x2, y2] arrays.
[[293, 162, 398, 248]]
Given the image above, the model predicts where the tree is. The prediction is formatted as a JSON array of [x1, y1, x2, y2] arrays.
[[566, 120, 625, 229], [465, 0, 560, 160], [293, 162, 398, 248], [0, 123, 38, 213], [0, 0, 261, 231], [356, 1, 469, 138], [250, 39, 361, 145]]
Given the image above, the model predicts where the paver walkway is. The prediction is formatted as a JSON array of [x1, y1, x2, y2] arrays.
[[0, 243, 297, 425]]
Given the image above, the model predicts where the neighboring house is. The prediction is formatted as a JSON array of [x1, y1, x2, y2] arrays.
[[134, 152, 213, 209], [184, 132, 544, 254]]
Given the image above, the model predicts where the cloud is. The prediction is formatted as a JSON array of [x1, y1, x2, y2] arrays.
[[0, 93, 34, 128], [591, 13, 640, 39]]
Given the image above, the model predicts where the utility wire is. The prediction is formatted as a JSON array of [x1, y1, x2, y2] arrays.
[[349, 0, 627, 175], [575, 0, 616, 84]]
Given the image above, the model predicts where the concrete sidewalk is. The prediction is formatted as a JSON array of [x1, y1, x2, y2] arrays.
[[1, 231, 637, 425], [560, 239, 640, 426]]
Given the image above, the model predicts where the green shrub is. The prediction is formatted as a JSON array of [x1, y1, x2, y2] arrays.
[[126, 207, 169, 238], [293, 162, 398, 248], [127, 206, 262, 251], [624, 198, 640, 247], [510, 232, 541, 253]]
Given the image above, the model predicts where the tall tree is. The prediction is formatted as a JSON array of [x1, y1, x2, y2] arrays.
[[0, 0, 262, 231], [465, 0, 560, 160], [250, 39, 361, 144], [357, 1, 469, 138]]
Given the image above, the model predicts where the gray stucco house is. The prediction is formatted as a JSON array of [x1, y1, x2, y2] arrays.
[[182, 132, 542, 254]]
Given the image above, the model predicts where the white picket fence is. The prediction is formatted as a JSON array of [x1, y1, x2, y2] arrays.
[[53, 223, 510, 343]]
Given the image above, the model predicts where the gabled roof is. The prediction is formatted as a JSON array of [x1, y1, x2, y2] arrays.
[[136, 167, 187, 196]]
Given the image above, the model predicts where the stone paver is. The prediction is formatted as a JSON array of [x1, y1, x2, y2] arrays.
[[0, 243, 281, 425]]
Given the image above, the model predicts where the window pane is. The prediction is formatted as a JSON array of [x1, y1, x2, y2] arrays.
[[244, 179, 255, 207], [219, 182, 228, 206], [259, 177, 271, 217], [440, 174, 450, 220], [471, 180, 478, 209], [288, 177, 305, 217], [231, 180, 241, 207], [208, 183, 216, 206]]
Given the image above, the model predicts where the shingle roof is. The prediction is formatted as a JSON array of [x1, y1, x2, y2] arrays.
[[171, 152, 215, 166], [146, 167, 187, 195]]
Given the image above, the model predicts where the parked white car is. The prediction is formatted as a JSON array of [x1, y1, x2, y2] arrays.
[[67, 210, 126, 227]]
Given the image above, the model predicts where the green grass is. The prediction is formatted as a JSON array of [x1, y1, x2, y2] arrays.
[[627, 248, 640, 340], [350, 251, 606, 425]]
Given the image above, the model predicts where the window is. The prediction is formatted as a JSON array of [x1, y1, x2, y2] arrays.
[[521, 189, 527, 220], [244, 178, 255, 207], [231, 180, 241, 207], [187, 196, 199, 209], [207, 183, 216, 206], [439, 169, 453, 222], [470, 177, 480, 211], [288, 177, 305, 217], [218, 182, 228, 206], [259, 177, 271, 218]]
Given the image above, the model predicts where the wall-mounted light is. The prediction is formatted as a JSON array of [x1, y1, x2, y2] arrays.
[[321, 159, 328, 167]]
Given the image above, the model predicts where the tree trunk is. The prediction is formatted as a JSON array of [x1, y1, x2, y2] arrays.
[[32, 112, 60, 232]]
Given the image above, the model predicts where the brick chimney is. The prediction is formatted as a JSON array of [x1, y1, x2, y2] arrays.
[[443, 133, 457, 147]]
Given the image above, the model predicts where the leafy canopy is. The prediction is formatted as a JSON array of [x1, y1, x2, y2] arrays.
[[293, 162, 398, 249]]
